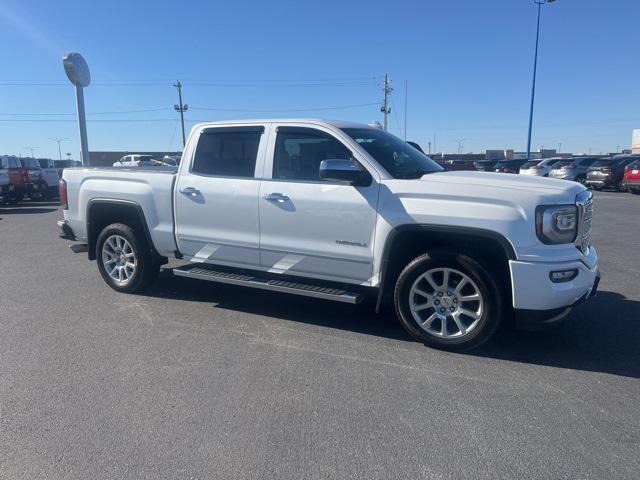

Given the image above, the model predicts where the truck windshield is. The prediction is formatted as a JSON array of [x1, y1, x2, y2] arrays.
[[342, 128, 443, 179]]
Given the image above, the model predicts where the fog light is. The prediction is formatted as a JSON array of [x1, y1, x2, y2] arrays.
[[550, 269, 578, 283]]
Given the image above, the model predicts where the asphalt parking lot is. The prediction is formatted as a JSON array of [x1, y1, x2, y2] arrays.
[[1, 191, 639, 480]]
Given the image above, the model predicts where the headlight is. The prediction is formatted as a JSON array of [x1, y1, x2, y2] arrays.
[[536, 205, 578, 244]]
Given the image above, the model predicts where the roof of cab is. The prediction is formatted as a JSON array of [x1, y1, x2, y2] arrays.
[[192, 118, 376, 130]]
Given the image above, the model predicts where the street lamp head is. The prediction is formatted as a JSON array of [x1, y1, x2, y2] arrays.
[[63, 52, 91, 87], [535, 0, 556, 4]]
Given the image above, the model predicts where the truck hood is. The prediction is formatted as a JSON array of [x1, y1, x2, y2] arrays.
[[419, 171, 584, 198]]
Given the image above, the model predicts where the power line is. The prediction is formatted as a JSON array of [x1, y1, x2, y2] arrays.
[[0, 108, 170, 116], [190, 102, 379, 113], [0, 77, 383, 88]]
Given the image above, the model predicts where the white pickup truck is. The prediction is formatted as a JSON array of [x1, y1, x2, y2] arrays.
[[57, 119, 599, 350]]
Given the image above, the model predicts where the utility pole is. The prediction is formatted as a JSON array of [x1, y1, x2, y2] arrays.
[[49, 137, 68, 161], [456, 138, 466, 155], [23, 146, 39, 158], [380, 74, 392, 131], [557, 142, 562, 153], [174, 81, 188, 148], [428, 141, 432, 154]]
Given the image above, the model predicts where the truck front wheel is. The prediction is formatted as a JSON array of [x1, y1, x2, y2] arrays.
[[394, 250, 503, 351], [96, 223, 159, 293]]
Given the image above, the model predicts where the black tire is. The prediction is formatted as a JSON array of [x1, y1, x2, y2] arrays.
[[8, 192, 22, 204], [631, 188, 640, 195], [575, 175, 586, 185], [96, 223, 159, 293], [394, 249, 504, 351]]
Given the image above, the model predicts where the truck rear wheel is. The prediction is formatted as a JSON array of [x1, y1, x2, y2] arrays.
[[96, 223, 159, 293], [394, 249, 503, 351]]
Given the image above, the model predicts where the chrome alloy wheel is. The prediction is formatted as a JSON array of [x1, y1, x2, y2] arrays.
[[102, 235, 137, 285], [409, 267, 484, 339]]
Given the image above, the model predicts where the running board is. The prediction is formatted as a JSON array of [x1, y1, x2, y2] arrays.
[[172, 264, 363, 304]]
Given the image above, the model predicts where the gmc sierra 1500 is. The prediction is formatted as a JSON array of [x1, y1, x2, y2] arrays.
[[58, 119, 599, 350]]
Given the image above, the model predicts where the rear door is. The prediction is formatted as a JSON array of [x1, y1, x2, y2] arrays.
[[258, 125, 379, 284], [175, 125, 267, 267]]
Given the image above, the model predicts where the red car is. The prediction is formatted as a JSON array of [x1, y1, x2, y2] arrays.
[[0, 156, 28, 203], [622, 159, 640, 194]]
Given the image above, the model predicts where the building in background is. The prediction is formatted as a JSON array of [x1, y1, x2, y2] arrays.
[[485, 150, 506, 161], [632, 129, 640, 154]]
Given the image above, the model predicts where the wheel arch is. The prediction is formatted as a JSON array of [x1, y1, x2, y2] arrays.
[[375, 224, 516, 313], [86, 199, 161, 262]]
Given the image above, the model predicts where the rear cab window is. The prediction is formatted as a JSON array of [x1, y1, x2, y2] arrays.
[[191, 126, 264, 178]]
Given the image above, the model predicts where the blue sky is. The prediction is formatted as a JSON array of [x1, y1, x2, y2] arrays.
[[0, 0, 638, 159]]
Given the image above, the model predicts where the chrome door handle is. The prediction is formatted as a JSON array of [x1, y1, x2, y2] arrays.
[[264, 192, 289, 203], [180, 186, 200, 196]]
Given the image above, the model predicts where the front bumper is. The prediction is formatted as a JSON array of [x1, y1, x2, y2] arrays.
[[621, 180, 640, 189], [585, 178, 614, 188], [510, 247, 599, 330]]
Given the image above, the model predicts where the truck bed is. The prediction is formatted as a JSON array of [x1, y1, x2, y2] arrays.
[[62, 167, 178, 256]]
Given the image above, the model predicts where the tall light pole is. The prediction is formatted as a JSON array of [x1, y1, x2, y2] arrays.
[[526, 0, 557, 160], [63, 52, 91, 166], [456, 138, 466, 155], [49, 137, 69, 161]]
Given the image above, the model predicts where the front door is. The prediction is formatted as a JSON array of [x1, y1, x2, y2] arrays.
[[175, 125, 266, 267], [259, 126, 379, 284]]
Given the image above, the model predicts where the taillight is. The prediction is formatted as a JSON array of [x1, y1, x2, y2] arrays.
[[59, 178, 68, 209], [21, 168, 29, 183]]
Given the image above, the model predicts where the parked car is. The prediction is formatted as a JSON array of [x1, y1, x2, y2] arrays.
[[113, 154, 159, 167], [0, 156, 29, 203], [58, 119, 599, 352], [0, 168, 14, 204], [548, 157, 600, 184], [493, 159, 529, 174], [20, 158, 47, 200], [438, 159, 477, 171], [36, 159, 62, 197], [473, 160, 499, 172], [585, 156, 639, 190], [621, 159, 640, 194], [51, 159, 81, 177], [519, 158, 564, 177]]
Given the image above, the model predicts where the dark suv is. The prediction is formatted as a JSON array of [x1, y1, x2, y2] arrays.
[[493, 159, 529, 174], [585, 156, 639, 190]]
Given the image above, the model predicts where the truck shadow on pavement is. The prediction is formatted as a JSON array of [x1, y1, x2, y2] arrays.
[[472, 291, 640, 379], [0, 201, 59, 215], [147, 272, 640, 379]]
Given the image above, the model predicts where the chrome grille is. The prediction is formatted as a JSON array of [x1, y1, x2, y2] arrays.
[[575, 191, 593, 255]]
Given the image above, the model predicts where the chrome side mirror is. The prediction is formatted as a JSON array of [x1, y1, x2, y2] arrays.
[[319, 159, 371, 186]]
